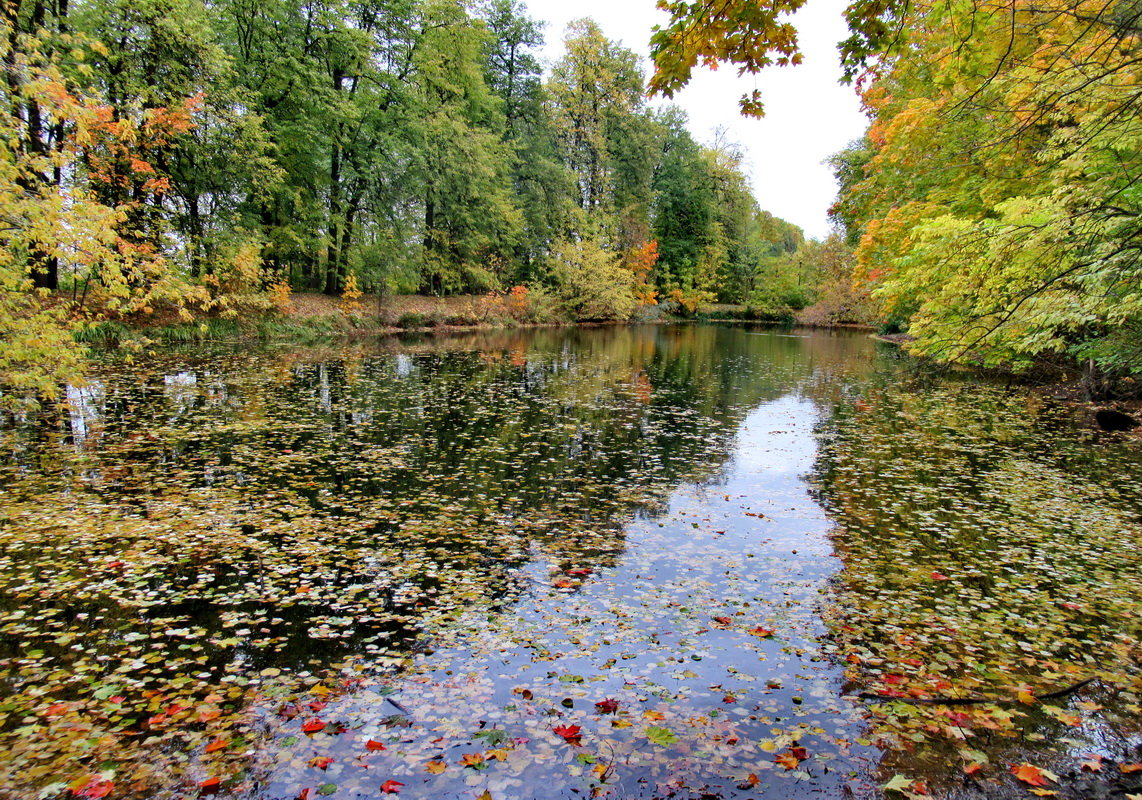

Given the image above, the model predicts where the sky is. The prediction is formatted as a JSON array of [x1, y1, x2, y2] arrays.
[[525, 0, 869, 240]]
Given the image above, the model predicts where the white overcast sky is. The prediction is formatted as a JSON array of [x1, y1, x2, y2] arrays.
[[525, 0, 869, 240]]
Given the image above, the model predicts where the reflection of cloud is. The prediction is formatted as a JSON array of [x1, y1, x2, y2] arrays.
[[163, 371, 198, 413], [733, 395, 819, 476], [394, 354, 414, 378], [66, 381, 106, 449]]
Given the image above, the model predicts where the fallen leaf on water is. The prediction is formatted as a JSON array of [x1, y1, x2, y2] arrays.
[[775, 752, 801, 770], [595, 698, 619, 714], [425, 760, 447, 774], [1011, 763, 1056, 787], [204, 738, 229, 754], [380, 780, 403, 794], [73, 777, 115, 799], [1122, 763, 1142, 774], [882, 774, 915, 793], [365, 739, 386, 751], [301, 719, 326, 734], [646, 726, 679, 746], [309, 757, 334, 770], [552, 725, 582, 746]]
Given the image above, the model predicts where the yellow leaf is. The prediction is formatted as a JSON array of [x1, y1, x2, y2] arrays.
[[425, 760, 447, 774]]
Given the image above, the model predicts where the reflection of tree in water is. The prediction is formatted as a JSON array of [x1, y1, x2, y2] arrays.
[[0, 324, 880, 799], [810, 376, 1142, 783]]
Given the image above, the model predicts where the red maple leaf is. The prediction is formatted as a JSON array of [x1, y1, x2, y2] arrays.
[[553, 724, 582, 745], [301, 718, 326, 734], [595, 698, 620, 714], [380, 780, 404, 793], [309, 757, 334, 770], [366, 739, 387, 751]]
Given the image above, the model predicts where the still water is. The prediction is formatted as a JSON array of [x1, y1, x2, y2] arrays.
[[0, 324, 1138, 800]]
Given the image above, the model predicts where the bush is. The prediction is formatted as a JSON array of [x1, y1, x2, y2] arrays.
[[549, 238, 637, 321]]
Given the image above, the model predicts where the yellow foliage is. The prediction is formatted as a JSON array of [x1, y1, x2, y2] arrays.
[[339, 272, 364, 318]]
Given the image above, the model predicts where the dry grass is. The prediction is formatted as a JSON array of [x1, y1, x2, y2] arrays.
[[286, 293, 503, 325]]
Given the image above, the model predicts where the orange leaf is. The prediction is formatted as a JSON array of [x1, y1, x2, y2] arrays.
[[1011, 763, 1053, 787], [774, 752, 801, 770], [301, 719, 326, 734], [1121, 763, 1142, 774], [425, 760, 447, 774], [365, 739, 387, 752], [204, 738, 229, 754], [308, 757, 334, 770]]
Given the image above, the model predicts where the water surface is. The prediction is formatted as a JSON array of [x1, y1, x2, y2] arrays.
[[1, 324, 1139, 800]]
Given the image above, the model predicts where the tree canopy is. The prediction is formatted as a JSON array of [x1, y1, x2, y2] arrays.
[[652, 0, 1142, 392]]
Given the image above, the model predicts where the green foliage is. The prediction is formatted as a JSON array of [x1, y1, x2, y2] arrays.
[[548, 236, 638, 321]]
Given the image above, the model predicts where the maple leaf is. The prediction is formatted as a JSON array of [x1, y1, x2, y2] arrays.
[[552, 725, 582, 745], [380, 780, 403, 794], [963, 763, 984, 776], [595, 698, 620, 714], [646, 726, 679, 746], [309, 757, 334, 770], [204, 738, 229, 754], [199, 777, 221, 796], [930, 571, 950, 580], [365, 739, 387, 751], [566, 568, 592, 576], [460, 753, 487, 768], [301, 719, 326, 734], [1011, 763, 1055, 787], [775, 751, 801, 770], [1080, 755, 1103, 772], [1121, 763, 1142, 774], [712, 616, 732, 627], [736, 773, 761, 789], [74, 777, 115, 799], [748, 626, 775, 638], [425, 760, 447, 774]]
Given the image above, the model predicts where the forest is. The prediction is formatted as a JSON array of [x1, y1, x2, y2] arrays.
[[653, 0, 1142, 395], [3, 0, 1141, 400], [0, 0, 845, 408]]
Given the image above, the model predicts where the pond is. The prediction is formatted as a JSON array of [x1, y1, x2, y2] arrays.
[[0, 324, 1139, 800]]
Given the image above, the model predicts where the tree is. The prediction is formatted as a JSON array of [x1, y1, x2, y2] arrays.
[[414, 0, 521, 294]]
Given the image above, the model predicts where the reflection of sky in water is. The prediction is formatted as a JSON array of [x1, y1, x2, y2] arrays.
[[65, 380, 105, 449], [730, 394, 819, 478], [248, 392, 879, 799]]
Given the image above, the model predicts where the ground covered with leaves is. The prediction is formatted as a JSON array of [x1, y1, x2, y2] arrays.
[[0, 325, 1139, 800]]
